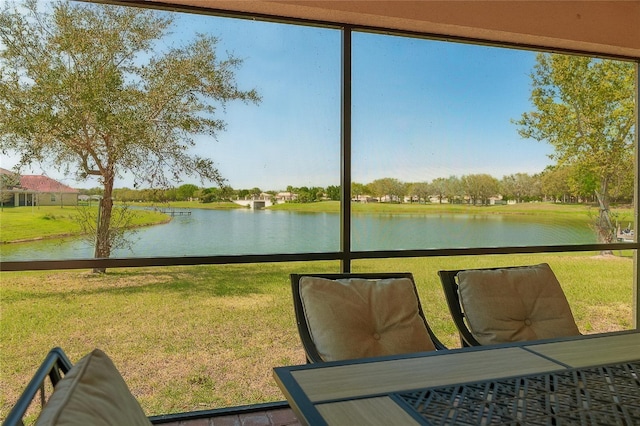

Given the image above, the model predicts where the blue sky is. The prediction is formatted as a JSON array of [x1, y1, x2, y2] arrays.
[[1, 2, 556, 191]]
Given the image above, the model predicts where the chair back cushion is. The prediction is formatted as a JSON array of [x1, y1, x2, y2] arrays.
[[457, 263, 580, 345], [299, 276, 436, 361], [36, 349, 151, 426]]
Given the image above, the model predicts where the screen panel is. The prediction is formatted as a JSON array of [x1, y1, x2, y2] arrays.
[[0, 2, 341, 260], [351, 31, 636, 251]]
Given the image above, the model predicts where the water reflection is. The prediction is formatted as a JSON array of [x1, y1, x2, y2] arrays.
[[1, 209, 597, 261]]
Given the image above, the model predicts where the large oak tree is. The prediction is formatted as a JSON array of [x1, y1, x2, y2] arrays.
[[0, 1, 260, 268], [515, 53, 635, 244]]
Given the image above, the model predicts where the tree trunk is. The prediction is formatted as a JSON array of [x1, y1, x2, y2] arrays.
[[595, 177, 614, 255], [93, 175, 115, 273]]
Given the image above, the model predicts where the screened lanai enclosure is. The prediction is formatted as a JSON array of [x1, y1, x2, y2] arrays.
[[1, 0, 638, 421]]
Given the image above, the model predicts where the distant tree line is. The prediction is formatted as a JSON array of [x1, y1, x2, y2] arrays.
[[363, 162, 632, 205], [79, 161, 633, 206], [78, 183, 343, 204]]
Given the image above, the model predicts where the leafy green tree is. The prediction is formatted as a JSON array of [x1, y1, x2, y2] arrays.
[[297, 186, 314, 203], [501, 173, 539, 202], [540, 166, 572, 203], [139, 189, 156, 202], [220, 185, 235, 201], [0, 169, 20, 207], [80, 187, 104, 197], [284, 186, 322, 203], [515, 53, 635, 244], [351, 182, 369, 200], [112, 187, 140, 202], [461, 174, 499, 205], [161, 188, 178, 202], [369, 178, 405, 202], [176, 184, 200, 201], [325, 185, 340, 201], [443, 175, 463, 204], [568, 165, 598, 203], [311, 186, 325, 201], [609, 157, 634, 203], [200, 185, 230, 203], [407, 182, 430, 203], [0, 1, 260, 270], [430, 178, 449, 203], [237, 189, 250, 199]]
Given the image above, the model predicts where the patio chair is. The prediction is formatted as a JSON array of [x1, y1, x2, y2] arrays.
[[290, 272, 446, 363], [438, 263, 581, 347]]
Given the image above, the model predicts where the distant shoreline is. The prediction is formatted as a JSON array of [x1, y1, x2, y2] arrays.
[[1, 201, 634, 245]]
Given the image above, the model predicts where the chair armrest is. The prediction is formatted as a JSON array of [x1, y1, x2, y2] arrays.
[[3, 347, 73, 426]]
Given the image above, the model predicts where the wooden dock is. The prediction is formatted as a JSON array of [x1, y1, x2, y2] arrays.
[[155, 208, 191, 216]]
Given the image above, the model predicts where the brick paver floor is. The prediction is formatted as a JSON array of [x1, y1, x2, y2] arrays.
[[158, 406, 301, 426]]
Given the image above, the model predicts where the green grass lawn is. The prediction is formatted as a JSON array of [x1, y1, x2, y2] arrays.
[[0, 253, 634, 420], [0, 206, 169, 243]]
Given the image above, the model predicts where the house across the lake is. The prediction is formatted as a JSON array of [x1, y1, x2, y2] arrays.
[[0, 168, 79, 207]]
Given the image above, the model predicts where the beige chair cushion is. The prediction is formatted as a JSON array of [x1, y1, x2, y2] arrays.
[[299, 276, 436, 361], [36, 349, 151, 426], [457, 263, 580, 345]]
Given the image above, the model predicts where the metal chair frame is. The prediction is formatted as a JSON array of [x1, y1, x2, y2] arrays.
[[438, 268, 485, 347], [3, 347, 72, 426]]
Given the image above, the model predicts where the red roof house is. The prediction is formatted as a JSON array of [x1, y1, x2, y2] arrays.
[[1, 173, 79, 207], [19, 175, 79, 194]]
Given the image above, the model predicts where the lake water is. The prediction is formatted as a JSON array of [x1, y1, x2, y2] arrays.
[[1, 208, 597, 261]]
